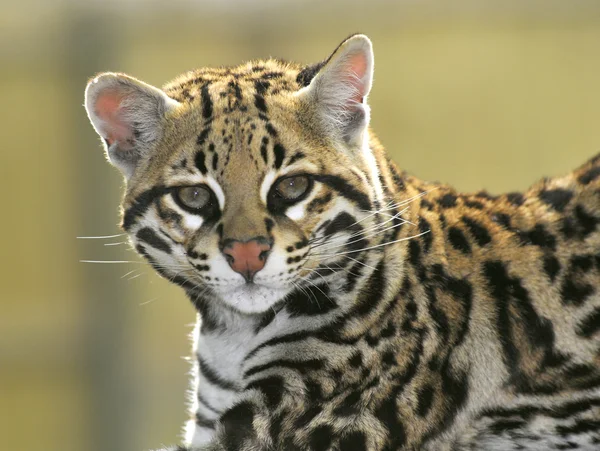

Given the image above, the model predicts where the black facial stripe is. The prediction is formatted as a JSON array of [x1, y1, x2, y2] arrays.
[[124, 184, 221, 233], [136, 227, 172, 254], [322, 212, 361, 237], [313, 174, 372, 211], [136, 244, 198, 292], [122, 186, 170, 231], [155, 197, 183, 226]]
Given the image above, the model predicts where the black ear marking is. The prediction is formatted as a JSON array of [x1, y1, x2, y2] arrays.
[[296, 61, 327, 87]]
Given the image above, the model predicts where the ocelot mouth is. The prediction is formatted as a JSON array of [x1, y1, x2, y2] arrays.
[[218, 282, 290, 315]]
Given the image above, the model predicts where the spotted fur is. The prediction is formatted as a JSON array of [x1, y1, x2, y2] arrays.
[[85, 35, 600, 450]]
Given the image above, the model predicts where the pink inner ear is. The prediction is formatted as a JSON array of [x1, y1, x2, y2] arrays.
[[344, 52, 369, 104], [95, 90, 133, 146]]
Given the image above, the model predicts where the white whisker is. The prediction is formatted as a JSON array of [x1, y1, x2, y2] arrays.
[[77, 233, 127, 239], [80, 260, 143, 264], [139, 297, 158, 306], [121, 269, 140, 279], [312, 215, 411, 254], [310, 230, 431, 259]]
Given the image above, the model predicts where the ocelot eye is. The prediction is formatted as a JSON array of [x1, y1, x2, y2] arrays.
[[268, 174, 314, 213], [274, 175, 311, 201], [174, 186, 212, 212]]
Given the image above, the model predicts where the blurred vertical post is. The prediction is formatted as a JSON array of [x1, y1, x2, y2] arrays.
[[65, 8, 136, 451]]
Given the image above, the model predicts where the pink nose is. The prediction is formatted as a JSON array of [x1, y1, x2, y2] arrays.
[[222, 239, 271, 281]]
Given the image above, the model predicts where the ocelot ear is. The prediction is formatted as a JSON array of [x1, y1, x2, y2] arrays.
[[297, 34, 374, 146], [84, 73, 180, 179]]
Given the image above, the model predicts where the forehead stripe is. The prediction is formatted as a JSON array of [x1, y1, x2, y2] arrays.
[[273, 143, 285, 169], [197, 127, 211, 146], [255, 95, 267, 113], [195, 151, 208, 174], [201, 83, 213, 119], [260, 137, 269, 164], [265, 123, 278, 137]]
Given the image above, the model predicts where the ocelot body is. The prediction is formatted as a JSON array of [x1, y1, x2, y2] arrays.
[[84, 35, 600, 450]]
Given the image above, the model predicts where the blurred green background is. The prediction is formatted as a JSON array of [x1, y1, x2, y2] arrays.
[[1, 1, 599, 450]]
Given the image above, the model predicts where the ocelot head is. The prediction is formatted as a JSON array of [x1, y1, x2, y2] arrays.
[[84, 35, 389, 315]]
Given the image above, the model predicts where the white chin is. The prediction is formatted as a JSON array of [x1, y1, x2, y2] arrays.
[[218, 283, 289, 314]]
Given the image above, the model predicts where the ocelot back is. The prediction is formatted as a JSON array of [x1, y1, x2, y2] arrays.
[[84, 34, 600, 450]]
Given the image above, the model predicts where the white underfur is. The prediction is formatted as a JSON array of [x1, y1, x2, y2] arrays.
[[286, 182, 322, 221], [162, 195, 205, 231], [294, 34, 374, 142], [183, 215, 204, 231], [84, 73, 180, 178]]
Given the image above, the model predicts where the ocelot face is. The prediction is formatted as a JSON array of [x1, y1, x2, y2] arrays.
[[85, 35, 385, 314]]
